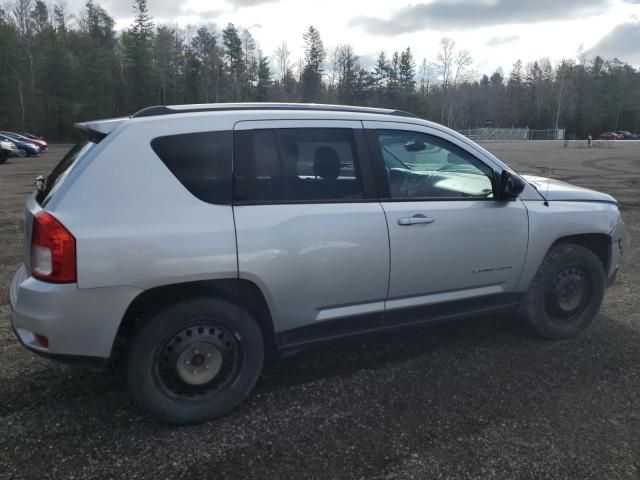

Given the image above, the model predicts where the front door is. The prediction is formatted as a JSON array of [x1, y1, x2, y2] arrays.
[[363, 121, 529, 322]]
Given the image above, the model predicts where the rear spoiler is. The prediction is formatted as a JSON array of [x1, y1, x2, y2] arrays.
[[75, 117, 127, 142]]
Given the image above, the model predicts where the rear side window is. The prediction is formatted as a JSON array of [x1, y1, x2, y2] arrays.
[[36, 140, 96, 206], [151, 131, 232, 204], [237, 128, 364, 203]]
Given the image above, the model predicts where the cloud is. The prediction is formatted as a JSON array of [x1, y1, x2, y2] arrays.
[[486, 34, 519, 46], [226, 0, 282, 6], [182, 9, 222, 20], [586, 21, 640, 64], [349, 0, 609, 35], [64, 1, 221, 21]]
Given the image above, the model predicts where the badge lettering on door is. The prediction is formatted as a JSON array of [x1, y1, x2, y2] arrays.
[[472, 265, 513, 274]]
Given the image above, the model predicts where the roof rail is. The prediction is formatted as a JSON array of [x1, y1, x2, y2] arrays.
[[131, 103, 418, 119]]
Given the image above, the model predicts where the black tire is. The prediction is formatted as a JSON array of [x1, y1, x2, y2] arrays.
[[0, 156, 7, 164], [127, 298, 264, 424], [18, 148, 28, 158], [521, 243, 606, 339]]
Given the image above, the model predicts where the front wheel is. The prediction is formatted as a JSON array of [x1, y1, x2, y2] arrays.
[[521, 243, 606, 339], [127, 298, 264, 424], [17, 148, 28, 158]]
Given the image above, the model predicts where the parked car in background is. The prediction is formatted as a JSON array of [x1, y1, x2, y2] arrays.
[[17, 131, 45, 141], [599, 132, 624, 140], [0, 139, 18, 163], [0, 131, 47, 151], [613, 131, 638, 140], [0, 133, 40, 157]]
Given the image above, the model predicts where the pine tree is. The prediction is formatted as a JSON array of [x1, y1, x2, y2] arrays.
[[123, 0, 155, 111], [256, 56, 272, 101], [301, 26, 324, 101], [398, 47, 416, 93], [222, 23, 244, 101]]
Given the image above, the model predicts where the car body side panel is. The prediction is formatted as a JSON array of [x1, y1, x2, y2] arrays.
[[234, 203, 390, 333], [381, 200, 529, 303], [49, 115, 238, 290], [516, 200, 625, 291]]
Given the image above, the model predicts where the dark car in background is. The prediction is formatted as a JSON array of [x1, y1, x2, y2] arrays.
[[0, 133, 40, 157], [599, 131, 624, 140], [0, 131, 47, 151], [613, 131, 638, 140]]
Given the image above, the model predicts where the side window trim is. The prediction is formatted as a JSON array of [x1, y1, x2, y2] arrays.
[[365, 128, 498, 201], [232, 126, 377, 205]]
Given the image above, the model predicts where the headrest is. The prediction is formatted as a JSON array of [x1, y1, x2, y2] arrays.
[[313, 146, 340, 180]]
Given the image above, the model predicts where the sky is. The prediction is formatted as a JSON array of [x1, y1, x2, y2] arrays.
[[67, 0, 640, 75]]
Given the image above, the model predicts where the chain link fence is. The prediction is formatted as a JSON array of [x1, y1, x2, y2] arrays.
[[459, 128, 565, 141]]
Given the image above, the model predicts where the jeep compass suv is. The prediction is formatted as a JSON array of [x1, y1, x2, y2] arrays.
[[9, 103, 628, 424]]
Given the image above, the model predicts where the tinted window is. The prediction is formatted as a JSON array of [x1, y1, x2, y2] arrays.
[[151, 131, 232, 204], [242, 128, 363, 203], [36, 140, 96, 206], [378, 130, 494, 199]]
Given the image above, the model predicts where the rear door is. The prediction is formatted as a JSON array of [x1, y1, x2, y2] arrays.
[[363, 121, 529, 323], [232, 120, 389, 343]]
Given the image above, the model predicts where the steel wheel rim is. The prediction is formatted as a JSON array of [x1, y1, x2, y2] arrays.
[[545, 266, 590, 322], [153, 322, 242, 403]]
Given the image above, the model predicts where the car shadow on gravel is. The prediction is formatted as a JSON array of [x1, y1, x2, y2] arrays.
[[2, 312, 638, 427]]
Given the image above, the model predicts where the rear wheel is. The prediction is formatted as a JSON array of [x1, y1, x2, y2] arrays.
[[127, 298, 264, 424], [17, 148, 27, 158], [521, 243, 606, 339]]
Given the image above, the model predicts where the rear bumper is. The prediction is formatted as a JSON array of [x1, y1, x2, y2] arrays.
[[9, 264, 141, 359]]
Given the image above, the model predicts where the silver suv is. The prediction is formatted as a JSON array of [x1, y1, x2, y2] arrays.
[[9, 104, 628, 424]]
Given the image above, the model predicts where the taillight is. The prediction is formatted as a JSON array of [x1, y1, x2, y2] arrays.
[[31, 211, 76, 283]]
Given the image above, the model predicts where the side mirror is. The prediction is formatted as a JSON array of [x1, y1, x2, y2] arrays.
[[404, 139, 427, 152], [498, 170, 525, 200]]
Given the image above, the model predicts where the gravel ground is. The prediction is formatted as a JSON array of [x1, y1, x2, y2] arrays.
[[0, 141, 639, 479]]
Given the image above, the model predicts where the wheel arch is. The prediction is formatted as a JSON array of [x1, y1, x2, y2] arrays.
[[550, 233, 611, 273], [517, 230, 612, 292], [113, 278, 277, 361]]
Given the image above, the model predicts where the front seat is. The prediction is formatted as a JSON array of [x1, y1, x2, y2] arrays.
[[313, 146, 355, 199]]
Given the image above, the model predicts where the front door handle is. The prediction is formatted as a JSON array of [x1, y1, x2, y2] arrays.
[[397, 214, 435, 226]]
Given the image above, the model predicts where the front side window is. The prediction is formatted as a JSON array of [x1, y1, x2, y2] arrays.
[[242, 128, 364, 203], [377, 130, 494, 199]]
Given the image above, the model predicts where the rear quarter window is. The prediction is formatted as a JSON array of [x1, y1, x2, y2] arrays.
[[37, 140, 96, 206], [151, 131, 232, 204]]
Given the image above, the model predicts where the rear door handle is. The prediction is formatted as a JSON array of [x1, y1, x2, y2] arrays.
[[397, 214, 435, 226]]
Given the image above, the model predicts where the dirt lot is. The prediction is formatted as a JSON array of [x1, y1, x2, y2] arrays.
[[1, 141, 639, 479]]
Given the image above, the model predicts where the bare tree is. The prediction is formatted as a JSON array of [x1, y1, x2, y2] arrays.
[[437, 37, 455, 91], [11, 0, 35, 126], [274, 40, 291, 83], [452, 49, 473, 86], [327, 46, 340, 90], [418, 58, 437, 96]]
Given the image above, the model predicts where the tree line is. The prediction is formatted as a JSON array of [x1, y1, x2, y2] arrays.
[[1, 0, 639, 141]]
